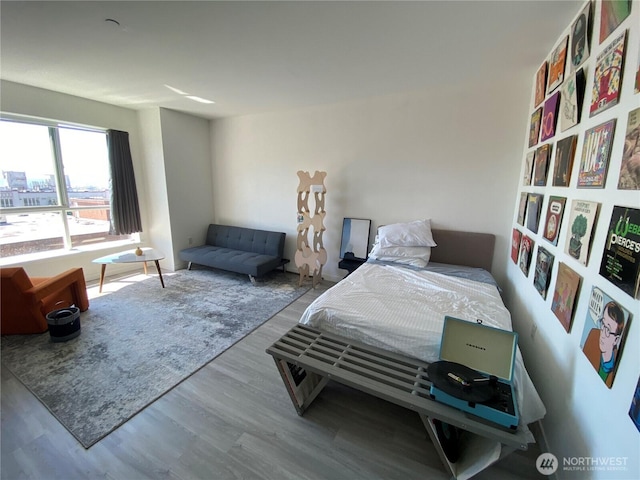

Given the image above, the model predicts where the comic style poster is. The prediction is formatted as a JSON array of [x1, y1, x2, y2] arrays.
[[580, 286, 632, 388]]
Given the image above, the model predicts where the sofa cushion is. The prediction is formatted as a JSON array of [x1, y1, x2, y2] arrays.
[[180, 245, 281, 277], [205, 225, 285, 258]]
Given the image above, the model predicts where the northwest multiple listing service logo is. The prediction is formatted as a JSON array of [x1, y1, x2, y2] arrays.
[[536, 453, 630, 475], [536, 453, 559, 475]]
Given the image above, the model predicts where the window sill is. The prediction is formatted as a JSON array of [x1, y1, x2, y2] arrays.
[[0, 239, 137, 267]]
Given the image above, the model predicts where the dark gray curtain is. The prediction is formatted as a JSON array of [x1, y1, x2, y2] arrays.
[[107, 130, 142, 235]]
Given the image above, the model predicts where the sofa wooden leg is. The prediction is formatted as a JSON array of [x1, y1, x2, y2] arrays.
[[249, 275, 257, 285], [188, 262, 193, 270]]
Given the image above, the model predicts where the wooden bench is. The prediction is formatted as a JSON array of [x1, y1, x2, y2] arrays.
[[266, 324, 532, 479]]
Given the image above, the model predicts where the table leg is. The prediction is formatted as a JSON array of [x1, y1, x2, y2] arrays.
[[99, 264, 106, 293], [154, 260, 165, 288], [143, 261, 148, 275]]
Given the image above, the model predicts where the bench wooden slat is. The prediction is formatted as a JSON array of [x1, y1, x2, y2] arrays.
[[267, 325, 530, 451]]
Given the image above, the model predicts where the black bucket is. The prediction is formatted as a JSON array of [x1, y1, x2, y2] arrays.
[[46, 307, 81, 342]]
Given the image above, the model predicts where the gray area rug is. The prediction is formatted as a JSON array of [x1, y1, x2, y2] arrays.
[[1, 268, 309, 448]]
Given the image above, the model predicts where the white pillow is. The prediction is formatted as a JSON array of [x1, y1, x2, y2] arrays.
[[378, 219, 437, 248], [369, 244, 431, 268]]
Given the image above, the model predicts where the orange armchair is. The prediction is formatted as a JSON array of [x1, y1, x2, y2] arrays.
[[0, 267, 89, 335]]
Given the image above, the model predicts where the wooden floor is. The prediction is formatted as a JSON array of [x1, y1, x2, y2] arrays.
[[1, 278, 546, 480]]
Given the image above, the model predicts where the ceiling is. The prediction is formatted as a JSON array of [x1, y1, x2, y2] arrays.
[[1, 1, 580, 119]]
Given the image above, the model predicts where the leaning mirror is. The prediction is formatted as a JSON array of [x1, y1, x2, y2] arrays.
[[339, 218, 372, 261]]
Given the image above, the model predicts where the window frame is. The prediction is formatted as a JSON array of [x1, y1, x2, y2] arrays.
[[0, 114, 136, 257]]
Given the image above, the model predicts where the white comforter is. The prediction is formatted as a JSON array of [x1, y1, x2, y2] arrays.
[[299, 262, 546, 432]]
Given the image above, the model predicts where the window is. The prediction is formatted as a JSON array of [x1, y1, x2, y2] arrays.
[[0, 117, 135, 258]]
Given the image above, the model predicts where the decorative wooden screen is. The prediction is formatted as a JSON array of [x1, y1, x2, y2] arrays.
[[295, 170, 327, 287]]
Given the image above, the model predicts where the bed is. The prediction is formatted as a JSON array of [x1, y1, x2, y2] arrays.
[[270, 221, 545, 478], [299, 222, 545, 429]]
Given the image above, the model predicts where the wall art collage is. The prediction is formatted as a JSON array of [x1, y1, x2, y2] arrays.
[[511, 0, 639, 402]]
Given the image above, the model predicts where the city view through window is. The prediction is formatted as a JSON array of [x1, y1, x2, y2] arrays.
[[0, 119, 134, 258]]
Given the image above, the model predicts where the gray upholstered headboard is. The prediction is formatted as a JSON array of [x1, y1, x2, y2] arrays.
[[429, 229, 496, 272]]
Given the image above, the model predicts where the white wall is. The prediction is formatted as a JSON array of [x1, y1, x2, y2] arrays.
[[136, 108, 215, 272], [158, 108, 214, 270], [0, 80, 150, 281], [211, 74, 532, 286], [505, 4, 640, 479], [138, 108, 173, 269]]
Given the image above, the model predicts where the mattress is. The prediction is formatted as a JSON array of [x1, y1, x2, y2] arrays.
[[299, 261, 546, 433]]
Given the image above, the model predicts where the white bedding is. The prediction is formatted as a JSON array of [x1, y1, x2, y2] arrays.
[[299, 262, 546, 434]]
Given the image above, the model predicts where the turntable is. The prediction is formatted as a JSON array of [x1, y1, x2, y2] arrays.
[[428, 316, 520, 430]]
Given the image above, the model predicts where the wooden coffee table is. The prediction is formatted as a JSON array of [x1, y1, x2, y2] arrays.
[[93, 247, 165, 293]]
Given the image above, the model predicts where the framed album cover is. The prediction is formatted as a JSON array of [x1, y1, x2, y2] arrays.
[[519, 235, 535, 277], [553, 135, 578, 187], [559, 69, 586, 132], [578, 119, 616, 188], [618, 107, 640, 190], [590, 30, 627, 117], [523, 150, 536, 186], [636, 46, 640, 94], [526, 193, 544, 234], [570, 1, 591, 70], [551, 262, 582, 333], [534, 246, 555, 299], [565, 199, 600, 266], [540, 91, 560, 142], [630, 377, 640, 432], [517, 192, 528, 226], [511, 228, 522, 264], [529, 107, 543, 147], [534, 143, 552, 186], [542, 196, 566, 245], [534, 61, 548, 107], [599, 0, 631, 44], [548, 36, 568, 93]]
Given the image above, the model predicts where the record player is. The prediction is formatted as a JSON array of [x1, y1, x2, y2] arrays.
[[428, 316, 520, 430]]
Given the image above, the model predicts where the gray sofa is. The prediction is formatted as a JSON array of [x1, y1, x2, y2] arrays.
[[179, 224, 288, 282]]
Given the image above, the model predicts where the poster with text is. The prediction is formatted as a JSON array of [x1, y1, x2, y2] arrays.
[[599, 206, 640, 299], [580, 286, 632, 389]]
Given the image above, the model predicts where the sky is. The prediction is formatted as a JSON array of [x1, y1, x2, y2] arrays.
[[0, 120, 110, 190]]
